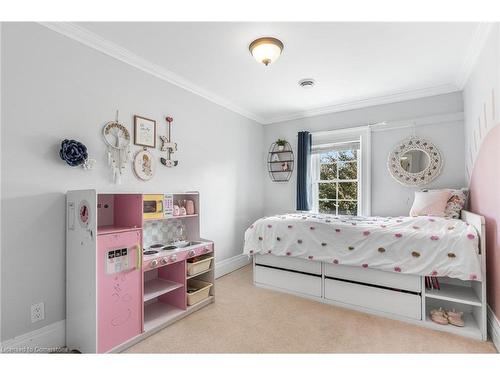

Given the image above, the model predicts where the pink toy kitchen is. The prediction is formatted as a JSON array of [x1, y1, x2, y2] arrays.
[[66, 190, 214, 353]]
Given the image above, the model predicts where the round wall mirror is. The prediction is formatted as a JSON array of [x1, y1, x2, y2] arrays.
[[387, 137, 443, 186], [399, 149, 430, 173]]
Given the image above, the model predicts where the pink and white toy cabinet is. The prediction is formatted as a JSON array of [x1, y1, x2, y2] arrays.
[[66, 190, 214, 353]]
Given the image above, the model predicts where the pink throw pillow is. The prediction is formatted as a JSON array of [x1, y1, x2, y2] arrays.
[[409, 190, 451, 217]]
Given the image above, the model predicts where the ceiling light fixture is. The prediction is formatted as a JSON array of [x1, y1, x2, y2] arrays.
[[249, 37, 284, 66]]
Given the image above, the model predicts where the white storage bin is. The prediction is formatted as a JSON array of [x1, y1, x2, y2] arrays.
[[187, 279, 213, 306], [187, 256, 214, 276]]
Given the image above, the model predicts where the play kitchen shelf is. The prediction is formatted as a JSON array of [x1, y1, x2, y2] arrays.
[[143, 214, 199, 222], [66, 190, 214, 353], [143, 279, 184, 302]]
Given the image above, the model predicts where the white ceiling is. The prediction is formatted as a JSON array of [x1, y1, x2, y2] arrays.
[[71, 22, 485, 124]]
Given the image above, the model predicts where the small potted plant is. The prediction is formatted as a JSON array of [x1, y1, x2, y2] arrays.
[[276, 139, 287, 151]]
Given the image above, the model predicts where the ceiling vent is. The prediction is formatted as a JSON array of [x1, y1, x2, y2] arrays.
[[298, 79, 315, 88]]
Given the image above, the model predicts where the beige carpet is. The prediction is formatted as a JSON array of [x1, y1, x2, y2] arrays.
[[126, 265, 497, 353]]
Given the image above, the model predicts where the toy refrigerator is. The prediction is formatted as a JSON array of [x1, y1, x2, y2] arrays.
[[66, 190, 143, 353]]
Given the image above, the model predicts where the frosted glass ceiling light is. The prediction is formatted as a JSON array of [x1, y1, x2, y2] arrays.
[[249, 37, 284, 66]]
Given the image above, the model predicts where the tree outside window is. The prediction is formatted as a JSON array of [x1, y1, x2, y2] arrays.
[[316, 149, 359, 215]]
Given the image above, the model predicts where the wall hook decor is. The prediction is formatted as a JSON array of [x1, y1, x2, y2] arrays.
[[160, 116, 179, 167]]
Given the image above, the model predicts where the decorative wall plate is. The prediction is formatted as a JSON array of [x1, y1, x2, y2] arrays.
[[133, 149, 155, 181], [387, 136, 443, 187]]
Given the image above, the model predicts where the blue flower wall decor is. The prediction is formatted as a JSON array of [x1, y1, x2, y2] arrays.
[[59, 139, 89, 167]]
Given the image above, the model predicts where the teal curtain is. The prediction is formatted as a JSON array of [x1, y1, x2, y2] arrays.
[[297, 131, 312, 211]]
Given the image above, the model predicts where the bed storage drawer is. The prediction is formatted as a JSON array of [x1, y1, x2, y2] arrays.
[[324, 278, 421, 320], [254, 265, 322, 297], [255, 254, 321, 275], [324, 264, 421, 292]]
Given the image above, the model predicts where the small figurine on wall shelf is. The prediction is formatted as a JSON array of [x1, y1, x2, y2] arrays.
[[160, 116, 179, 167]]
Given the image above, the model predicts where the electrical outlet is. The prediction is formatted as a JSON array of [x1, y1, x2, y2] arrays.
[[31, 302, 45, 323]]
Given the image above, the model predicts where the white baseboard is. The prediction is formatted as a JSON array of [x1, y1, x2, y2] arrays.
[[487, 305, 500, 352], [0, 320, 66, 353], [215, 254, 251, 279]]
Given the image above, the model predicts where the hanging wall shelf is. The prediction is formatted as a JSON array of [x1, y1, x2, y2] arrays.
[[267, 141, 294, 182]]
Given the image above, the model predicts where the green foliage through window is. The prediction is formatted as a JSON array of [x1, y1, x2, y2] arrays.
[[317, 148, 359, 215]]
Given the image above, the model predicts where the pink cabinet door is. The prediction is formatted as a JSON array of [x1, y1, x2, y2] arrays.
[[97, 230, 142, 353]]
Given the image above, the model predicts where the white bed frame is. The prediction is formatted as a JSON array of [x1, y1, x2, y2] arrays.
[[252, 210, 487, 341]]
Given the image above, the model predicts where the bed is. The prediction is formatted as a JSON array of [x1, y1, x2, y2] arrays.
[[243, 211, 487, 341]]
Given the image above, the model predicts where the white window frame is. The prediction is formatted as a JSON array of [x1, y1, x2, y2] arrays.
[[315, 152, 360, 215], [311, 126, 371, 216]]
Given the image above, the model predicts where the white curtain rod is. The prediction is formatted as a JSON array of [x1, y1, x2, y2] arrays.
[[301, 112, 463, 137]]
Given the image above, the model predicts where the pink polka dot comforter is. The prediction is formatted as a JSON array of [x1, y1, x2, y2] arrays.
[[243, 213, 482, 281]]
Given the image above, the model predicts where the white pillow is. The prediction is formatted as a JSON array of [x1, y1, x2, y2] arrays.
[[409, 190, 451, 217]]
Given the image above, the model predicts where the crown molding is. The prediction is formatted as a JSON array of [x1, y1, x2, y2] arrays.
[[38, 22, 266, 124], [261, 83, 460, 124], [38, 22, 470, 126], [455, 22, 495, 89]]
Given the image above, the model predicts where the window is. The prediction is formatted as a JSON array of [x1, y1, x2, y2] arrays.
[[311, 127, 370, 216], [314, 145, 360, 215]]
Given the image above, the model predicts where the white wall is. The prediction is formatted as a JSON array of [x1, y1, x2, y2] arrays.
[[263, 92, 466, 217], [463, 24, 499, 179], [0, 23, 264, 341]]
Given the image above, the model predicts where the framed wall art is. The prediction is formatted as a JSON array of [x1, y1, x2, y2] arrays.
[[134, 115, 156, 148], [133, 149, 155, 181]]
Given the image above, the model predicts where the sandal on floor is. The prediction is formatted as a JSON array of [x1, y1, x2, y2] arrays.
[[446, 309, 465, 327], [430, 308, 449, 325]]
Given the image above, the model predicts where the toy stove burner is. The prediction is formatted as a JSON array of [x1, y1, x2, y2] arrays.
[[143, 250, 159, 256], [149, 243, 164, 249], [162, 246, 177, 251]]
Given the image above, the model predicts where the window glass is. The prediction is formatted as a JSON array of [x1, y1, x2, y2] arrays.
[[319, 182, 337, 200], [338, 200, 358, 215], [315, 145, 360, 216]]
